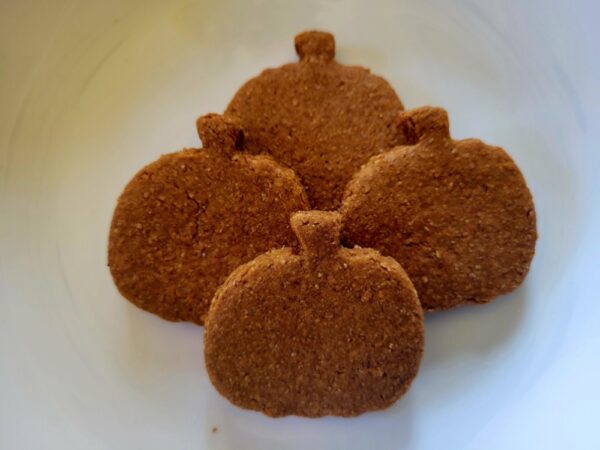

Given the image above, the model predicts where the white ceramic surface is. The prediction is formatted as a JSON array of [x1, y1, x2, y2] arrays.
[[1, 1, 599, 449]]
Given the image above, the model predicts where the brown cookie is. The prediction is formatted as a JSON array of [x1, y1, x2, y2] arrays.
[[108, 114, 309, 324], [225, 30, 406, 210], [205, 211, 424, 417], [341, 106, 537, 311]]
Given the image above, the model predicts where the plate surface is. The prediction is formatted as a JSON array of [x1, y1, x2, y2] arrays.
[[1, 1, 599, 449]]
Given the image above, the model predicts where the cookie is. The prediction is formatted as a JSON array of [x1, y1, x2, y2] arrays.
[[341, 106, 537, 310], [205, 211, 424, 417], [108, 114, 309, 324], [225, 30, 406, 210]]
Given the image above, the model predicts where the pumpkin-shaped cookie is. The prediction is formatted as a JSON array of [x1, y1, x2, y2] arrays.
[[226, 30, 406, 210], [205, 211, 424, 417], [341, 106, 537, 310], [108, 114, 309, 324]]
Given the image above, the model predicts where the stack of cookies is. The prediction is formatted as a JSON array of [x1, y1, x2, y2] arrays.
[[108, 31, 537, 417]]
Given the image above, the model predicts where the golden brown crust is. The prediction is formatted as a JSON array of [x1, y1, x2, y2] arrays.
[[108, 114, 309, 324], [205, 211, 424, 417], [225, 30, 406, 211], [341, 106, 537, 311]]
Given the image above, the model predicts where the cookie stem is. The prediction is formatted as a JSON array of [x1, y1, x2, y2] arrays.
[[398, 106, 450, 144], [290, 211, 341, 258], [196, 113, 243, 157], [295, 31, 335, 63]]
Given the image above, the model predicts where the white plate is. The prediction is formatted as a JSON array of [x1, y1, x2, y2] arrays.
[[1, 1, 599, 449]]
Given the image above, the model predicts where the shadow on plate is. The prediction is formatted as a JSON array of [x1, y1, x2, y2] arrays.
[[204, 387, 416, 450]]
